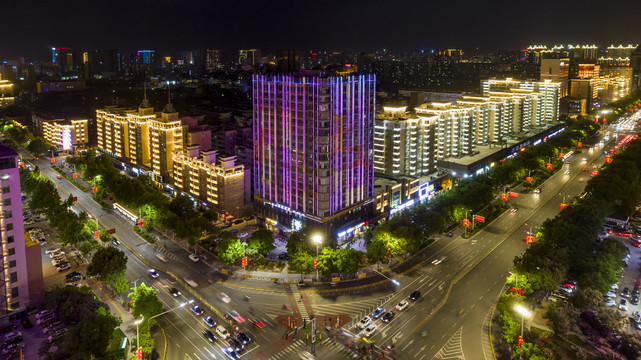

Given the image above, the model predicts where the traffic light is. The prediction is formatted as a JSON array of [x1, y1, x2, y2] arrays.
[[135, 346, 143, 359], [313, 259, 317, 269], [137, 219, 145, 227], [242, 256, 248, 267]]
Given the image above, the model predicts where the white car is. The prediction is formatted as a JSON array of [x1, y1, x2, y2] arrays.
[[582, 157, 587, 161], [216, 325, 231, 340], [49, 250, 65, 258], [564, 170, 570, 175], [431, 258, 443, 265], [45, 248, 60, 255], [218, 293, 231, 303], [605, 298, 616, 307], [510, 208, 518, 212], [620, 299, 628, 311], [363, 324, 377, 337], [396, 300, 409, 311], [189, 254, 200, 262], [148, 269, 159, 278], [358, 316, 372, 329]]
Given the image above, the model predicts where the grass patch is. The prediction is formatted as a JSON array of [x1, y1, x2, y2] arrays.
[[106, 328, 127, 359]]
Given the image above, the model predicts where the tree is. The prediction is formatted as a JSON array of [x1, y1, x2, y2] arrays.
[[128, 283, 163, 321], [113, 273, 129, 294], [548, 302, 578, 338], [64, 306, 120, 358], [334, 248, 365, 275], [287, 228, 313, 255], [316, 247, 338, 278], [218, 236, 244, 266], [288, 251, 314, 276], [247, 229, 275, 257], [86, 246, 128, 285]]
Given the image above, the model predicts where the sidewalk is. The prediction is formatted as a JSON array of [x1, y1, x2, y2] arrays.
[[85, 277, 137, 340]]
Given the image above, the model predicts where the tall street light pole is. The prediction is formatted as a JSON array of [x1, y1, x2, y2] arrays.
[[312, 234, 322, 282], [514, 304, 530, 338], [135, 299, 194, 354]]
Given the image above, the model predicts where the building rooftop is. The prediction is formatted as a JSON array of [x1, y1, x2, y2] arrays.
[[0, 144, 17, 159]]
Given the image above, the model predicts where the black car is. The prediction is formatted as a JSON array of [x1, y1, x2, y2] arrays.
[[228, 337, 244, 351], [19, 318, 32, 329], [632, 296, 640, 305], [65, 275, 80, 283], [2, 336, 22, 348], [236, 332, 251, 345], [409, 291, 421, 301], [111, 237, 120, 246], [66, 271, 81, 279], [169, 288, 181, 297], [381, 312, 395, 323], [622, 287, 630, 298], [202, 330, 216, 343]]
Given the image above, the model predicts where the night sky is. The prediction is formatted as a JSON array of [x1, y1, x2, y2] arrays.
[[2, 0, 640, 60]]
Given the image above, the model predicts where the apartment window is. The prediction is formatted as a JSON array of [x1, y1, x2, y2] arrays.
[[10, 287, 18, 298], [4, 211, 11, 219], [9, 260, 15, 268], [1, 186, 8, 194], [9, 272, 17, 283], [7, 248, 14, 256], [6, 236, 13, 243], [10, 302, 19, 308], [2, 199, 10, 206], [6, 223, 12, 231]]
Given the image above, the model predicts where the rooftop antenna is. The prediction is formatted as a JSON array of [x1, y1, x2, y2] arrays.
[[162, 81, 175, 113]]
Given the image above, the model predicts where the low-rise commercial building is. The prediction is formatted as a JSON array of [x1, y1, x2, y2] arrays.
[[172, 146, 250, 216]]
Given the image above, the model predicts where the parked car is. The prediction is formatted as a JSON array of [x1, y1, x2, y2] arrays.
[[189, 254, 199, 262], [620, 299, 628, 311]]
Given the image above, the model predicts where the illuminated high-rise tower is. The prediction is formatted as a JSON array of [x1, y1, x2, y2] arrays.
[[252, 74, 376, 241]]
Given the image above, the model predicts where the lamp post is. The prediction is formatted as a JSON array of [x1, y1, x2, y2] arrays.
[[134, 315, 144, 349], [514, 304, 531, 338], [312, 234, 322, 282], [373, 269, 400, 286], [135, 299, 194, 354]]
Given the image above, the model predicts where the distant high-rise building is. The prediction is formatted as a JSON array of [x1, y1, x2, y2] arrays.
[[540, 58, 569, 97], [83, 49, 120, 78], [96, 93, 184, 181], [374, 106, 437, 177], [415, 102, 477, 159], [239, 49, 261, 66], [276, 49, 301, 73], [252, 74, 376, 241], [481, 78, 561, 123], [137, 50, 155, 64], [205, 49, 222, 71], [0, 78, 15, 108], [50, 47, 77, 75], [0, 144, 44, 312]]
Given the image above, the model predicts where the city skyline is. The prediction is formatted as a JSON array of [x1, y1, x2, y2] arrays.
[[2, 0, 641, 60]]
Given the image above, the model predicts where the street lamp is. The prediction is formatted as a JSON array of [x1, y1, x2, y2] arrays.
[[312, 234, 322, 282], [373, 269, 400, 286], [514, 304, 531, 338], [135, 299, 194, 352], [134, 315, 144, 349]]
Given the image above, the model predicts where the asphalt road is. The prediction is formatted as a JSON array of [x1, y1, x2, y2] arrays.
[[19, 127, 616, 360]]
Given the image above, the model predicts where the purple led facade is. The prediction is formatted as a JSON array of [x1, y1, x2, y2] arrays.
[[253, 74, 376, 221]]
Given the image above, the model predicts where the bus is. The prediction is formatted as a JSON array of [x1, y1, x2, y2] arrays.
[[113, 203, 138, 223]]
